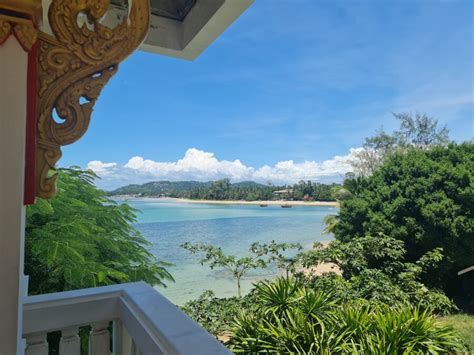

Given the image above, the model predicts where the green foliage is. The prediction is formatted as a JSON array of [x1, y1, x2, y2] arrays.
[[322, 214, 339, 234], [250, 241, 302, 275], [298, 236, 456, 314], [336, 143, 474, 309], [438, 314, 474, 351], [109, 180, 210, 196], [289, 180, 341, 201], [351, 112, 450, 176], [181, 241, 301, 297], [185, 179, 342, 201], [25, 168, 173, 294], [393, 112, 450, 149], [109, 178, 341, 202], [181, 290, 259, 335], [186, 179, 274, 200], [227, 277, 463, 354]]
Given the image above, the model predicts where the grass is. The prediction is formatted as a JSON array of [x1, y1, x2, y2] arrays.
[[438, 314, 474, 352]]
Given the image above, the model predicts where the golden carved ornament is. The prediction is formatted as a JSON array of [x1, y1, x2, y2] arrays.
[[0, 14, 37, 51], [36, 0, 150, 199], [0, 16, 12, 43], [13, 21, 37, 49], [0, 0, 41, 49]]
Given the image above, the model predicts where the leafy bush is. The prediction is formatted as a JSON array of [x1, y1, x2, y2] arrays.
[[298, 235, 457, 314], [25, 168, 173, 294], [438, 314, 474, 351], [181, 241, 301, 297], [181, 290, 260, 335], [228, 277, 464, 353], [335, 143, 474, 308]]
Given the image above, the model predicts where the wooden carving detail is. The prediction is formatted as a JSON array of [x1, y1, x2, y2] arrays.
[[36, 0, 150, 198], [0, 15, 37, 51], [13, 22, 37, 50], [0, 17, 12, 43]]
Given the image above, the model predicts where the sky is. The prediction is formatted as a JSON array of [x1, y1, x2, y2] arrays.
[[61, 0, 473, 190]]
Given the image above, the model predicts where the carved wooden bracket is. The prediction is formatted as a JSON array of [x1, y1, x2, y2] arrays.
[[36, 0, 150, 199]]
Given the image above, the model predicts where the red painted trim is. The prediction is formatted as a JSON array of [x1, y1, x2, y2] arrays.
[[24, 41, 38, 205]]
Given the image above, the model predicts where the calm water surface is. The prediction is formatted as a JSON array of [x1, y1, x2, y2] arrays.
[[126, 199, 335, 304]]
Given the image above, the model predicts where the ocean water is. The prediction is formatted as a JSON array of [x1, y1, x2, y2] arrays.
[[127, 199, 336, 305]]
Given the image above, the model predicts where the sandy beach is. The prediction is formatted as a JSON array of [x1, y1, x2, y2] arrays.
[[118, 196, 340, 207], [299, 241, 342, 276]]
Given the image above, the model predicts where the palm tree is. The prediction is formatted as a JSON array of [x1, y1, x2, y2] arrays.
[[323, 214, 339, 234]]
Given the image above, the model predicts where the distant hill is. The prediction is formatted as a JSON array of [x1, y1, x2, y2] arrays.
[[108, 181, 211, 196], [109, 179, 339, 202], [108, 180, 271, 196]]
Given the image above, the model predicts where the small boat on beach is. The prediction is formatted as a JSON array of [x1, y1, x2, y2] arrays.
[[281, 204, 292, 208], [259, 204, 268, 207]]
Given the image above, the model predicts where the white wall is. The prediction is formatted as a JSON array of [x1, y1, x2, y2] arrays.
[[0, 36, 28, 355]]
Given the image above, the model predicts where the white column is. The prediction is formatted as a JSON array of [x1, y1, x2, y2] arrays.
[[115, 322, 136, 355], [113, 320, 124, 355], [90, 321, 111, 355], [59, 327, 81, 355], [25, 333, 48, 355], [0, 36, 29, 354]]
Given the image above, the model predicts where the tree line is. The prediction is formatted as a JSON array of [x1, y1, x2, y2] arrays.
[[169, 179, 341, 201]]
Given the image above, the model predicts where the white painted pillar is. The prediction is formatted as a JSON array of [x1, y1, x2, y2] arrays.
[[59, 327, 81, 355], [90, 321, 111, 355], [0, 36, 29, 354], [25, 334, 48, 355]]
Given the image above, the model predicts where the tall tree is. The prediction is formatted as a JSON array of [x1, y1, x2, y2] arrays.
[[337, 143, 473, 309], [351, 112, 450, 177], [394, 112, 450, 149], [181, 241, 301, 297], [25, 168, 173, 295]]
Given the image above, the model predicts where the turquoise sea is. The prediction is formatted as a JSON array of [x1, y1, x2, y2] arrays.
[[127, 199, 335, 305]]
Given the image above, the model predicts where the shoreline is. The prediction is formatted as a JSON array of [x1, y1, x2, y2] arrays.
[[114, 196, 339, 207]]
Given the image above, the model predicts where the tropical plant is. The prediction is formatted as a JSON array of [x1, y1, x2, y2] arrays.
[[351, 112, 450, 176], [250, 241, 302, 276], [25, 168, 173, 295], [298, 235, 457, 314], [322, 214, 339, 234], [181, 290, 260, 335], [394, 112, 450, 149], [227, 277, 464, 353], [438, 314, 474, 351], [181, 241, 301, 297], [336, 143, 474, 309], [119, 178, 343, 202], [289, 180, 341, 201], [184, 179, 277, 201]]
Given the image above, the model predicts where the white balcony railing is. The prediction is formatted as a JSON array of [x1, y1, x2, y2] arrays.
[[23, 282, 230, 355]]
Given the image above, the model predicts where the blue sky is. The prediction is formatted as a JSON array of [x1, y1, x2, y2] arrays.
[[62, 0, 473, 189]]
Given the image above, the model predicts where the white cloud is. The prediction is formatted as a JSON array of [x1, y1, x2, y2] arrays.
[[87, 148, 360, 190], [86, 161, 117, 175]]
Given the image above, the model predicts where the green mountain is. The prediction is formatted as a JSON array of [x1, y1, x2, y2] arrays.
[[108, 180, 273, 197], [108, 181, 211, 196], [109, 179, 339, 202]]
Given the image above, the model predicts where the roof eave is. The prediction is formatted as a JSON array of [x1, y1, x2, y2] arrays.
[[140, 0, 253, 61]]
